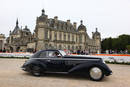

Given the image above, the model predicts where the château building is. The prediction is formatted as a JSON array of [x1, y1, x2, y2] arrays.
[[5, 9, 101, 53], [34, 9, 101, 53], [6, 19, 36, 52]]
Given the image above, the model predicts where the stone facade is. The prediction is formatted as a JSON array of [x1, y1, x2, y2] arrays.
[[34, 9, 101, 53], [5, 9, 101, 53], [0, 34, 5, 51], [6, 19, 36, 52]]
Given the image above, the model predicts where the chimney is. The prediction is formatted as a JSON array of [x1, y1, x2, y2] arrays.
[[67, 20, 70, 24], [54, 16, 58, 20], [73, 22, 77, 29], [54, 16, 58, 23]]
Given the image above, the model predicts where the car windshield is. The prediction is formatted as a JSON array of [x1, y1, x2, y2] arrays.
[[59, 50, 67, 56]]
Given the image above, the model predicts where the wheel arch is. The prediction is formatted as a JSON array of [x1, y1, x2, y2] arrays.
[[68, 62, 106, 74], [29, 61, 47, 71]]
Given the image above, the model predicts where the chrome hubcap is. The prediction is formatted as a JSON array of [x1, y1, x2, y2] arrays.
[[90, 67, 102, 80]]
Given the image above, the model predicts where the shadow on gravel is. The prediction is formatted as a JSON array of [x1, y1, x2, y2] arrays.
[[22, 72, 110, 82], [22, 72, 89, 80], [44, 73, 89, 81]]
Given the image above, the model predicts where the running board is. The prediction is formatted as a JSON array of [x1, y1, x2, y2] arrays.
[[45, 71, 68, 74]]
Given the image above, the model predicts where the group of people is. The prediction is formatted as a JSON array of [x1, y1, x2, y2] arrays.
[[64, 50, 90, 55], [104, 50, 128, 54], [0, 48, 6, 53]]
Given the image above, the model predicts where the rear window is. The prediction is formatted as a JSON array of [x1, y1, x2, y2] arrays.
[[38, 51, 47, 58], [31, 50, 44, 58]]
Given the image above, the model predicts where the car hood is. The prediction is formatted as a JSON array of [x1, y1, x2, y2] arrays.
[[63, 55, 101, 60]]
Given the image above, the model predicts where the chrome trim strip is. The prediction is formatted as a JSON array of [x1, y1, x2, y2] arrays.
[[31, 58, 100, 61], [44, 71, 68, 74]]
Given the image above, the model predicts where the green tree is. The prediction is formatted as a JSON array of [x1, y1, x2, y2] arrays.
[[126, 45, 130, 53], [101, 34, 130, 53]]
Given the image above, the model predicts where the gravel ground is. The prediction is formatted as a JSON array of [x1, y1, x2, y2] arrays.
[[0, 59, 130, 87]]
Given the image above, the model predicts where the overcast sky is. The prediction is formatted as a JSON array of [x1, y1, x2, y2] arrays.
[[0, 0, 130, 39]]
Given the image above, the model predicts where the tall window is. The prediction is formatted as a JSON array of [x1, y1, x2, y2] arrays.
[[72, 46, 74, 50], [76, 36, 77, 42], [45, 30, 48, 39], [68, 45, 70, 50], [79, 34, 82, 43], [50, 31, 52, 40], [64, 33, 66, 41], [68, 34, 70, 41], [59, 45, 62, 49], [54, 32, 57, 40], [72, 34, 74, 41], [59, 32, 62, 40]]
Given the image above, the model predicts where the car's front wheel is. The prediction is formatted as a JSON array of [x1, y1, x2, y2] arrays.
[[31, 66, 41, 76], [89, 66, 104, 81]]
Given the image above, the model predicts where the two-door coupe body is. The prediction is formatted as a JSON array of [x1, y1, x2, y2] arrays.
[[21, 49, 112, 81]]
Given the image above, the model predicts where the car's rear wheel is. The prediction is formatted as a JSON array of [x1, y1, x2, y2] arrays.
[[89, 66, 104, 81], [31, 66, 41, 76]]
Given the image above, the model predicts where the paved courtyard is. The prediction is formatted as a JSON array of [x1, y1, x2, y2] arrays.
[[0, 58, 130, 87]]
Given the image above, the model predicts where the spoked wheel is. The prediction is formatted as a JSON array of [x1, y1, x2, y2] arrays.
[[31, 66, 41, 76], [89, 67, 104, 81]]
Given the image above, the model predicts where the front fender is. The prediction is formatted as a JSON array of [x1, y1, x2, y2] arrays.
[[68, 62, 112, 75], [68, 61, 97, 73]]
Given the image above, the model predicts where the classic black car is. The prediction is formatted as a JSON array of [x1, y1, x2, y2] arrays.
[[21, 49, 112, 81]]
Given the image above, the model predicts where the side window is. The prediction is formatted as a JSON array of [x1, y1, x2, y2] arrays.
[[47, 51, 62, 58], [47, 51, 55, 57], [38, 51, 47, 58]]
